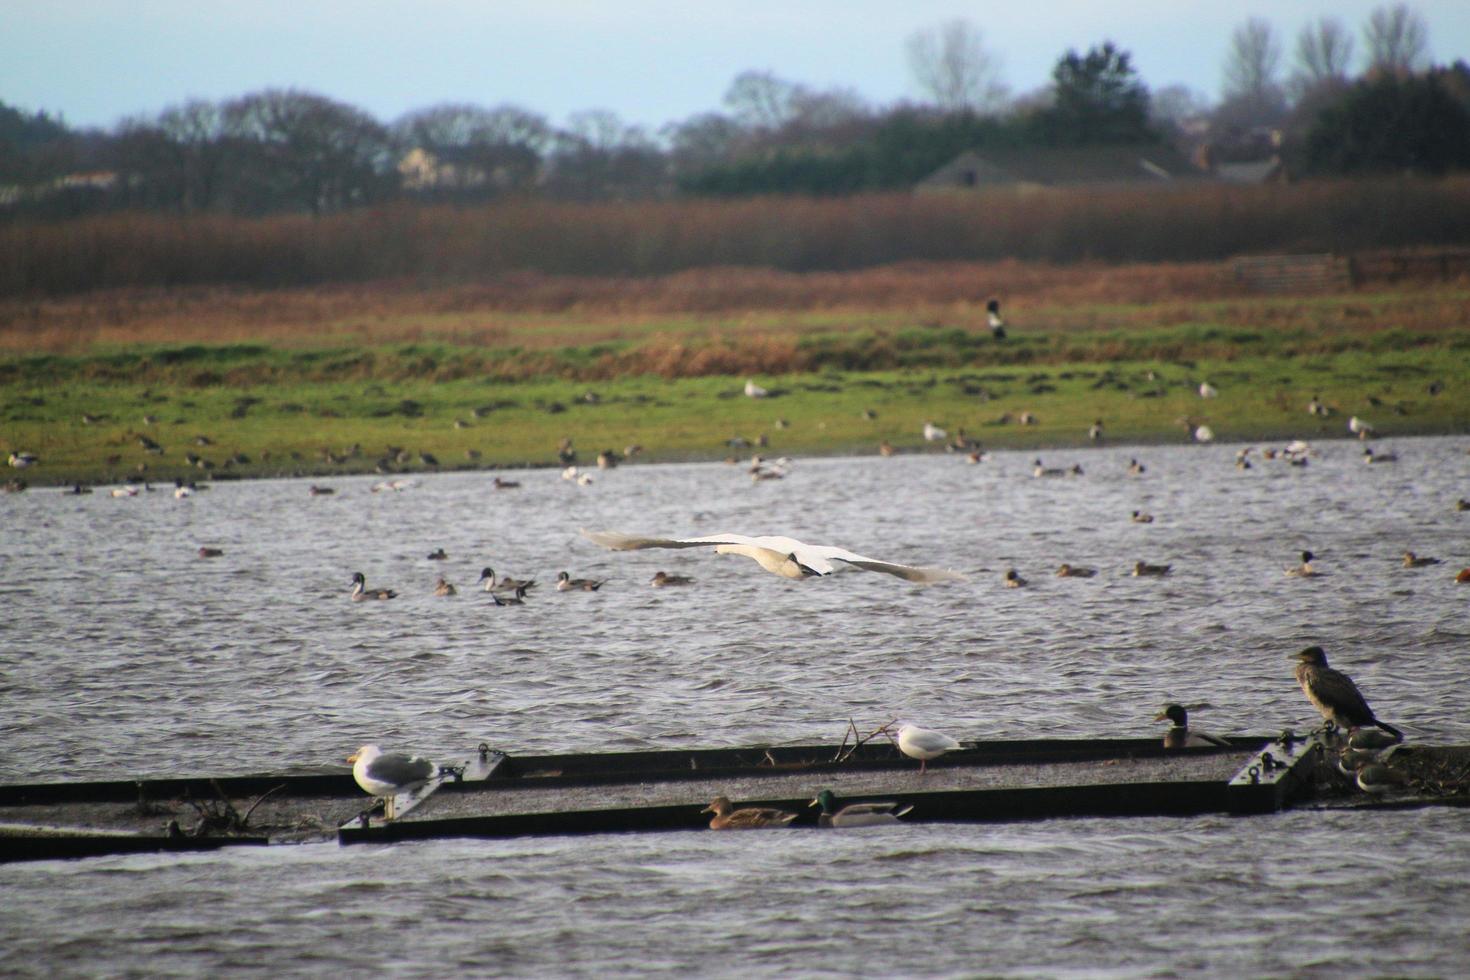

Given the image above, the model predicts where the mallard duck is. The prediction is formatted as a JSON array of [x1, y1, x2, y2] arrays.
[[701, 795, 796, 830], [493, 476, 521, 489], [350, 572, 397, 601], [895, 722, 962, 774], [1004, 569, 1027, 588], [557, 571, 604, 592], [478, 567, 535, 593], [1294, 646, 1402, 740], [1154, 704, 1232, 749], [1285, 550, 1321, 577], [1402, 551, 1442, 568], [426, 547, 448, 561], [347, 744, 436, 819], [197, 546, 224, 559], [308, 484, 335, 496], [433, 576, 457, 597], [809, 789, 913, 828], [1056, 563, 1097, 578], [1131, 510, 1154, 524], [1132, 560, 1171, 577], [1033, 459, 1067, 478], [583, 529, 964, 583], [650, 570, 694, 587]]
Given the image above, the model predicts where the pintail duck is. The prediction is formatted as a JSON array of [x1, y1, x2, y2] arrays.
[[1004, 569, 1027, 588], [557, 571, 605, 592], [426, 548, 448, 561], [1033, 459, 1067, 478], [347, 745, 436, 819], [478, 567, 535, 593], [895, 722, 961, 774], [1402, 551, 1441, 568], [1363, 447, 1397, 464], [350, 572, 397, 601], [1155, 703, 1232, 749], [1132, 560, 1171, 577], [1285, 550, 1321, 577], [650, 570, 695, 587], [809, 789, 913, 828], [1294, 646, 1403, 741], [197, 547, 224, 558], [490, 585, 529, 606], [1056, 563, 1097, 578], [433, 576, 457, 596], [1131, 510, 1154, 524], [1127, 458, 1145, 475], [701, 796, 796, 830]]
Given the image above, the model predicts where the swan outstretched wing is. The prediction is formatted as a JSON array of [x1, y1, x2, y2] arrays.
[[579, 529, 965, 583]]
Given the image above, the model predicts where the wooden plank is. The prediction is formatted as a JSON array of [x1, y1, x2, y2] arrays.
[[1226, 730, 1328, 814]]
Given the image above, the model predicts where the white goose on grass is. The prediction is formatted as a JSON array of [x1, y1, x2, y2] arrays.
[[581, 529, 965, 583]]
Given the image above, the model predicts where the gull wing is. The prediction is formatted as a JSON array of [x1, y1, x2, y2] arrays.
[[580, 529, 766, 552], [798, 542, 966, 583], [367, 752, 436, 787]]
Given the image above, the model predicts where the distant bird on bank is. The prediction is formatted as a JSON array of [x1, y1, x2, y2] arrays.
[[1193, 424, 1215, 443], [1198, 382, 1218, 399], [557, 571, 605, 592], [987, 298, 1006, 340], [923, 421, 947, 442], [650, 570, 695, 587], [895, 722, 962, 774], [347, 745, 436, 819], [744, 379, 769, 398], [8, 451, 38, 468], [1294, 646, 1403, 740], [1285, 550, 1321, 577], [350, 572, 397, 601], [1154, 704, 1232, 749], [1348, 415, 1373, 439], [1088, 419, 1104, 443], [582, 529, 964, 584], [809, 789, 913, 828], [701, 796, 796, 830]]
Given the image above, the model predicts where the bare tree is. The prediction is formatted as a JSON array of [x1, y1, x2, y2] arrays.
[[1223, 18, 1284, 103], [394, 103, 549, 194], [722, 71, 805, 130], [1363, 3, 1429, 75], [1293, 17, 1355, 94], [906, 19, 1007, 113]]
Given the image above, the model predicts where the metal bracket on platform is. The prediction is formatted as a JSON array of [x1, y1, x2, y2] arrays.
[[1227, 729, 1328, 814]]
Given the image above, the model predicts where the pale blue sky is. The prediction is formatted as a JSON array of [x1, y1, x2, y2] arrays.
[[4, 1, 1468, 132]]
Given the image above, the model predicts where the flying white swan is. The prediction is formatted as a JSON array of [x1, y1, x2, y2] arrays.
[[580, 529, 966, 583]]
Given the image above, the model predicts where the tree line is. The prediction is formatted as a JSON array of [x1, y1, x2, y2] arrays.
[[2, 2, 1467, 217]]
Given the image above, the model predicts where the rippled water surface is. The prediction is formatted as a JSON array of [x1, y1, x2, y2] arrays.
[[3, 438, 1469, 975]]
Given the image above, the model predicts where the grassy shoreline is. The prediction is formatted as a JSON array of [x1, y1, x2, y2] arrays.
[[4, 271, 1469, 487]]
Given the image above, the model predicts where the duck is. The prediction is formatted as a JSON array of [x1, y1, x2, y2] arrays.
[[308, 485, 336, 496], [1294, 646, 1402, 741], [878, 440, 896, 457], [426, 547, 448, 561], [1285, 550, 1321, 577], [1088, 419, 1104, 443], [1056, 563, 1097, 578], [1354, 761, 1413, 795], [986, 298, 1006, 339], [1033, 459, 1067, 478], [492, 476, 521, 489], [347, 745, 437, 820], [1456, 499, 1470, 511], [1458, 568, 1470, 584], [1363, 447, 1398, 464], [583, 529, 964, 584], [895, 722, 962, 774], [701, 796, 796, 830], [8, 451, 38, 468], [110, 485, 140, 498], [1128, 458, 1146, 475], [1402, 551, 1442, 568], [1131, 510, 1155, 524], [478, 567, 535, 593], [1132, 560, 1171, 577], [650, 570, 695, 587], [1004, 569, 1027, 588], [197, 547, 224, 559], [350, 572, 397, 601], [433, 576, 457, 597], [1154, 704, 1232, 749], [557, 571, 605, 592], [809, 789, 913, 828], [490, 585, 530, 606]]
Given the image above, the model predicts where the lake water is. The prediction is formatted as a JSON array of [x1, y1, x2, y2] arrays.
[[3, 438, 1468, 976]]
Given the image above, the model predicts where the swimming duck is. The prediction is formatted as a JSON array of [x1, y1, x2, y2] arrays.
[[478, 567, 535, 593], [490, 585, 530, 606], [1056, 563, 1097, 578], [1033, 459, 1067, 478], [1154, 704, 1232, 749], [110, 485, 140, 497], [426, 547, 448, 561], [1004, 569, 1027, 588], [197, 547, 224, 559], [433, 576, 457, 597], [1294, 646, 1402, 740], [583, 529, 964, 584], [650, 570, 695, 587], [701, 796, 796, 830], [1285, 550, 1321, 577], [308, 485, 336, 496], [347, 744, 437, 819], [1128, 458, 1146, 475], [492, 476, 521, 489], [557, 571, 605, 592], [1402, 551, 1441, 568], [1458, 568, 1470, 584], [809, 789, 913, 828], [350, 572, 397, 601], [1132, 560, 1171, 577], [987, 298, 1006, 340], [1131, 510, 1154, 524], [1363, 447, 1398, 464], [895, 722, 962, 774], [1456, 499, 1470, 511]]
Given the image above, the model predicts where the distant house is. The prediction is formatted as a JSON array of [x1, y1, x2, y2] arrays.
[[916, 143, 1204, 192], [397, 147, 490, 192]]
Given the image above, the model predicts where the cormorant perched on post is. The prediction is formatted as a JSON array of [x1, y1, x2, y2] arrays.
[[1293, 646, 1402, 740], [987, 298, 1006, 340], [1154, 703, 1232, 748]]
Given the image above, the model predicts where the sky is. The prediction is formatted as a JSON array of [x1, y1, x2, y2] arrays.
[[3, 1, 1469, 134]]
